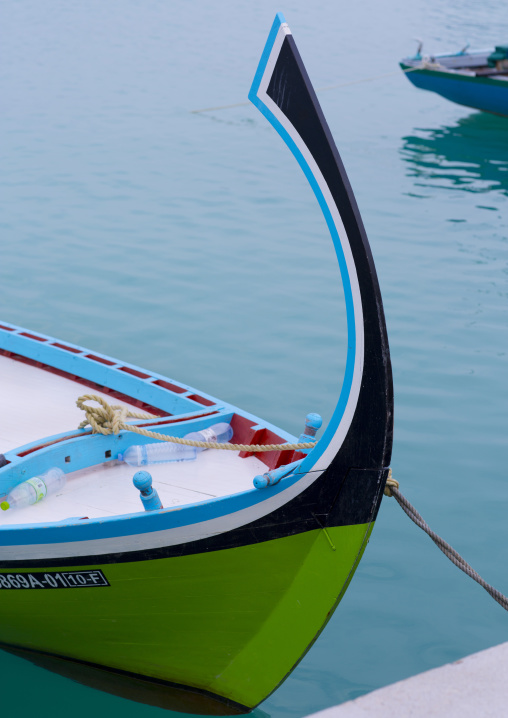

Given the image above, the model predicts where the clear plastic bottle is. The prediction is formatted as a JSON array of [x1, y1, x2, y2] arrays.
[[118, 423, 233, 467], [1, 468, 66, 511], [184, 423, 233, 452], [119, 442, 197, 467]]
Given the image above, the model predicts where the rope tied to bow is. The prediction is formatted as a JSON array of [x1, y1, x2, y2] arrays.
[[77, 395, 155, 434], [383, 469, 399, 496], [76, 394, 317, 452]]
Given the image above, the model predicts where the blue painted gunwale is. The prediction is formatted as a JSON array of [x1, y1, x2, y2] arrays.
[[0, 321, 220, 416]]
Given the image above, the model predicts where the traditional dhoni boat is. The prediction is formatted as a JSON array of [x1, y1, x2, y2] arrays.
[[0, 13, 393, 714], [401, 43, 508, 117]]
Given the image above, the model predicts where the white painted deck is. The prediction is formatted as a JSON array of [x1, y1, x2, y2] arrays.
[[0, 450, 266, 524], [0, 353, 139, 452], [0, 354, 267, 524], [305, 642, 508, 718]]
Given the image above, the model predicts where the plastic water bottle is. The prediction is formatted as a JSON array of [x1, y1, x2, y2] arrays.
[[118, 423, 234, 467], [119, 442, 197, 466], [1, 468, 66, 511], [184, 423, 233, 453]]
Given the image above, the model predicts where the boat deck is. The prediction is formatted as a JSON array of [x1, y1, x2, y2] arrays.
[[0, 353, 146, 453], [0, 450, 266, 525], [0, 353, 268, 525]]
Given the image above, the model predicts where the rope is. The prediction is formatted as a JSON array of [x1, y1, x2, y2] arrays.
[[313, 65, 422, 93], [76, 394, 317, 452], [385, 470, 508, 612], [191, 66, 422, 114]]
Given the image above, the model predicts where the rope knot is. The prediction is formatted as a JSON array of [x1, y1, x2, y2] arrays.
[[76, 394, 154, 435], [384, 468, 399, 497]]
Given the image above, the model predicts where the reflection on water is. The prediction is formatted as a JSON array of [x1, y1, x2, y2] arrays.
[[1, 644, 265, 716], [400, 112, 508, 195]]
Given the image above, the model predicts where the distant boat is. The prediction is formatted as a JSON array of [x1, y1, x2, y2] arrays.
[[400, 43, 508, 116], [0, 13, 393, 715]]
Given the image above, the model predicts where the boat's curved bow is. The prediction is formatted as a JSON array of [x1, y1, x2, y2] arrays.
[[249, 12, 393, 512]]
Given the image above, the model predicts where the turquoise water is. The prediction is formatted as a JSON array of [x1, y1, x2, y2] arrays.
[[1, 1, 507, 716]]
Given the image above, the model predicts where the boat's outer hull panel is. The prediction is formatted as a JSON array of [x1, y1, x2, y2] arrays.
[[0, 523, 372, 711], [401, 62, 508, 116]]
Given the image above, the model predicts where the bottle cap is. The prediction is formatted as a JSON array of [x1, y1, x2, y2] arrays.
[[1, 501, 10, 511]]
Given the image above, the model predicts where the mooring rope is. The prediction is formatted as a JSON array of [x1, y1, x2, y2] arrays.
[[191, 66, 422, 114], [384, 470, 508, 612], [76, 394, 316, 452]]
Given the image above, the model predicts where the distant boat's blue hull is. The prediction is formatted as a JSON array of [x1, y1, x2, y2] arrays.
[[401, 63, 508, 117]]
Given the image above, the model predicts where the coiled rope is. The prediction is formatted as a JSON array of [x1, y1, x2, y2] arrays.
[[384, 471, 508, 612], [76, 394, 317, 452]]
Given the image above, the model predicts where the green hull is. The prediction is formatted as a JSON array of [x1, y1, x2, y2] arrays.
[[0, 523, 373, 711]]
